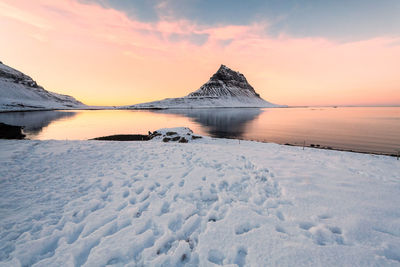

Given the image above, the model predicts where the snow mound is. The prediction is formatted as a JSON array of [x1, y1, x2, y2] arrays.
[[126, 65, 284, 109], [0, 62, 85, 112], [149, 127, 204, 143]]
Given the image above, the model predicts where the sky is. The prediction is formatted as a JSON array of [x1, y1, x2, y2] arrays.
[[0, 0, 399, 106]]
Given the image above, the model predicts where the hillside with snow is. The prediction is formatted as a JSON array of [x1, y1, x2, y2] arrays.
[[0, 61, 85, 112], [127, 65, 284, 109]]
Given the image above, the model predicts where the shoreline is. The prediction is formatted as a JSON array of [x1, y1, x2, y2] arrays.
[[89, 132, 399, 158], [2, 105, 400, 113], [0, 122, 397, 158], [279, 141, 399, 158]]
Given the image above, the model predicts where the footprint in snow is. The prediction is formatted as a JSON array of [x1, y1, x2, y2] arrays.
[[276, 210, 285, 221], [135, 186, 144, 195], [208, 249, 225, 265], [235, 222, 260, 235], [234, 247, 248, 267], [318, 214, 332, 220], [129, 197, 136, 205], [275, 225, 287, 234], [168, 214, 183, 232], [159, 202, 170, 215], [298, 222, 315, 230], [300, 222, 344, 246]]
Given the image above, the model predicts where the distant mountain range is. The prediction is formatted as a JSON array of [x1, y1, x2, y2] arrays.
[[0, 61, 85, 112], [126, 65, 284, 109], [0, 62, 283, 112]]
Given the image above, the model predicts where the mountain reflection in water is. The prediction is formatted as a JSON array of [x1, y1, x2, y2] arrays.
[[0, 111, 77, 136], [153, 108, 262, 138], [0, 108, 399, 156]]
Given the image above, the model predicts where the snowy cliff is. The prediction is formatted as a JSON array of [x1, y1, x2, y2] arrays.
[[127, 65, 284, 109], [0, 61, 85, 112]]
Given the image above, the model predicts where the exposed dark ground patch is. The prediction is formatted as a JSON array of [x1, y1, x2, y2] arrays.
[[92, 134, 150, 141], [0, 123, 25, 139]]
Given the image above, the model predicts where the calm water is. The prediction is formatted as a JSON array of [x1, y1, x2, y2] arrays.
[[1, 107, 399, 155]]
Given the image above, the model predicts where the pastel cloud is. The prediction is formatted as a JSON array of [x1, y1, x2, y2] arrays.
[[0, 0, 399, 106]]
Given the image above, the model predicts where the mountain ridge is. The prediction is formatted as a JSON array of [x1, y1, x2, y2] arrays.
[[128, 65, 283, 109], [0, 61, 85, 112]]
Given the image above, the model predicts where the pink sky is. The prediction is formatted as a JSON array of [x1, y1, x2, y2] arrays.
[[1, 0, 399, 106]]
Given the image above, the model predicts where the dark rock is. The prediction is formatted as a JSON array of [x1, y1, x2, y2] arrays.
[[166, 131, 177, 136], [179, 137, 188, 143], [163, 137, 171, 142], [171, 136, 180, 141], [191, 135, 202, 139], [92, 134, 149, 141], [149, 132, 162, 139], [0, 123, 25, 139]]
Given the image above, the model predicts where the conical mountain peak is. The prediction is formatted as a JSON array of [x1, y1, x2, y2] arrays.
[[129, 64, 282, 108], [188, 65, 260, 98]]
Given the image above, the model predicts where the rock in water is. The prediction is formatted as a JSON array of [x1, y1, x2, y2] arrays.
[[0, 123, 25, 139], [126, 65, 285, 109]]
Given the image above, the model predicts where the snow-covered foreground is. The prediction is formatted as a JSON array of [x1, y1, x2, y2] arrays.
[[0, 134, 399, 266]]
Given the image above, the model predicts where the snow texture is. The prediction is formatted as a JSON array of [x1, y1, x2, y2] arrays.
[[0, 128, 399, 266], [0, 62, 85, 112], [126, 65, 284, 109]]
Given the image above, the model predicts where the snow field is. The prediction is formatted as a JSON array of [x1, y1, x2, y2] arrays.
[[0, 135, 399, 266]]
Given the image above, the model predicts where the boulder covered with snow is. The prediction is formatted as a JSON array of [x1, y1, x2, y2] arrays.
[[149, 127, 203, 143], [126, 65, 285, 109], [0, 61, 85, 111]]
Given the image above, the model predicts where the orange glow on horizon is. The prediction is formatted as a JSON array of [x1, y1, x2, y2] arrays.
[[0, 0, 399, 106]]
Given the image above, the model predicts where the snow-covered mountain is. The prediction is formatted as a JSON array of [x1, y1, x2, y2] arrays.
[[0, 61, 85, 112], [126, 65, 284, 109]]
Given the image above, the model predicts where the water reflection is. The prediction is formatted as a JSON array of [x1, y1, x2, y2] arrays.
[[0, 108, 399, 155], [0, 111, 76, 136], [153, 108, 263, 138]]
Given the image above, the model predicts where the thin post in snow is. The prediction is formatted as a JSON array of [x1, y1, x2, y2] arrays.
[[303, 140, 305, 150]]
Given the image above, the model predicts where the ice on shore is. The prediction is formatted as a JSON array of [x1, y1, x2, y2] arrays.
[[0, 130, 399, 266]]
